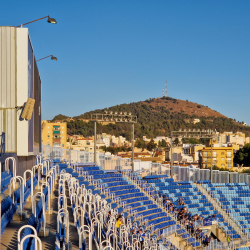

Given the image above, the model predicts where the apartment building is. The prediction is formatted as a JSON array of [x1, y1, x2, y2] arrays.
[[42, 121, 67, 149], [199, 147, 234, 170]]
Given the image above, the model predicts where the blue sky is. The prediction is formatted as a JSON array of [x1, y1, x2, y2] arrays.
[[1, 1, 250, 124]]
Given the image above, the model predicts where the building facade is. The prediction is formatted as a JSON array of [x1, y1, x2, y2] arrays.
[[200, 147, 234, 170], [0, 26, 42, 175], [42, 121, 67, 149]]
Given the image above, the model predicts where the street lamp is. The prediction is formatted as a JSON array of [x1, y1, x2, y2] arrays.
[[37, 55, 58, 62], [91, 112, 137, 171], [16, 15, 57, 27], [170, 129, 215, 182]]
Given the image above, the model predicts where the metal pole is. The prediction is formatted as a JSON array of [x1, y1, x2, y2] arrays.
[[170, 133, 173, 178], [132, 123, 134, 172], [94, 121, 97, 165], [211, 135, 213, 183]]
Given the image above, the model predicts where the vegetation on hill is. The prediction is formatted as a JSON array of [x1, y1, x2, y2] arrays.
[[52, 97, 250, 139], [51, 114, 69, 121]]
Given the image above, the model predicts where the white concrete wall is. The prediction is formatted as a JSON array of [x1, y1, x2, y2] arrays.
[[16, 28, 29, 156]]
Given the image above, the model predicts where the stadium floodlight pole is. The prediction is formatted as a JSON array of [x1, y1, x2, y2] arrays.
[[37, 55, 57, 62], [16, 15, 57, 27], [91, 112, 137, 171], [170, 129, 215, 182]]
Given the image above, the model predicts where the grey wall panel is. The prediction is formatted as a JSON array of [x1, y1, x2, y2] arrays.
[[6, 108, 15, 152], [0, 27, 16, 109]]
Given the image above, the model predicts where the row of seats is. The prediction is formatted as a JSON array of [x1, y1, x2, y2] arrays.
[[143, 175, 203, 247], [1, 171, 13, 192], [203, 183, 248, 237], [1, 195, 17, 234]]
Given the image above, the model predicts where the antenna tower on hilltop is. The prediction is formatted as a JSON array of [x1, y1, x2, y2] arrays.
[[162, 87, 165, 97], [165, 80, 167, 97]]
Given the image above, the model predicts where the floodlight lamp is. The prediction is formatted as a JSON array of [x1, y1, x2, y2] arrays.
[[51, 55, 57, 60], [47, 16, 57, 24]]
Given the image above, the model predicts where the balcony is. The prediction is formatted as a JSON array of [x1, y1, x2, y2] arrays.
[[53, 131, 60, 134], [53, 138, 61, 143]]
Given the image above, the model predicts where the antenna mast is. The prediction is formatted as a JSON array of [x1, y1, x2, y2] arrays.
[[165, 80, 167, 97], [162, 87, 165, 97]]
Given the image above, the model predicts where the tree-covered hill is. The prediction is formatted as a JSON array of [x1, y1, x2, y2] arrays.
[[51, 97, 250, 139]]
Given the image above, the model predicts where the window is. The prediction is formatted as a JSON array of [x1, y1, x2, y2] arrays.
[[227, 152, 232, 157], [227, 158, 231, 163], [227, 163, 231, 168], [221, 158, 225, 161], [221, 152, 225, 155], [204, 152, 208, 157], [62, 144, 64, 147], [221, 164, 225, 167], [204, 158, 207, 162], [213, 152, 217, 157]]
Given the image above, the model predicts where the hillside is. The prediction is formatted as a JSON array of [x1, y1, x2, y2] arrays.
[[52, 97, 250, 139]]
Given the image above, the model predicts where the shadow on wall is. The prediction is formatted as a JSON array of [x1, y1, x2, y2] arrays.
[[2, 154, 36, 176]]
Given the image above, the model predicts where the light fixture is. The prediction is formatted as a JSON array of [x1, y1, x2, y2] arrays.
[[47, 16, 57, 24], [37, 55, 58, 62], [16, 15, 57, 27]]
